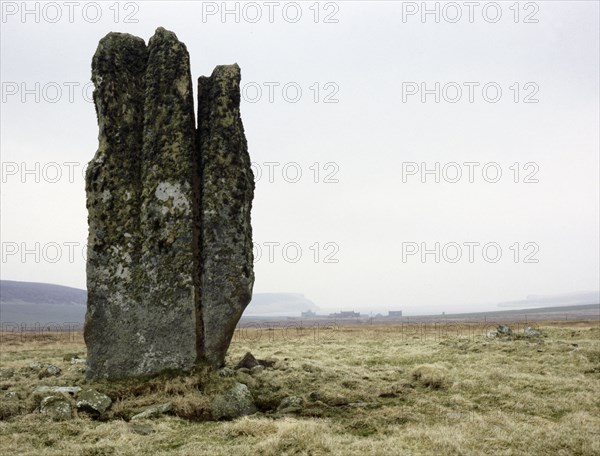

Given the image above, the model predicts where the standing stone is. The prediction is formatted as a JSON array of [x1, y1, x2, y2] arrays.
[[85, 32, 147, 379], [85, 29, 198, 379], [85, 28, 254, 379], [197, 64, 255, 368], [138, 27, 198, 375]]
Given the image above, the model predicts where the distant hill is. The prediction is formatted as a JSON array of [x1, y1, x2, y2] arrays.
[[0, 280, 317, 324], [1, 280, 87, 306], [244, 292, 318, 316], [1, 281, 87, 326]]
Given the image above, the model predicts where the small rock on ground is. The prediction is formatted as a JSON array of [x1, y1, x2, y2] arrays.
[[235, 352, 259, 370], [497, 325, 512, 335], [40, 395, 71, 421], [211, 383, 257, 420], [218, 367, 235, 377], [35, 386, 81, 394], [131, 402, 172, 420], [524, 326, 542, 337], [277, 396, 304, 413], [76, 389, 112, 415]]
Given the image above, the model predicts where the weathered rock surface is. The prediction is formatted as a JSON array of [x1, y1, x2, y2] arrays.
[[85, 27, 254, 379], [28, 362, 61, 378], [44, 365, 61, 376], [497, 325, 513, 336], [524, 326, 542, 337], [197, 64, 255, 368], [85, 31, 149, 380], [137, 27, 198, 375], [131, 402, 172, 420], [218, 367, 235, 378], [211, 383, 257, 420], [40, 395, 72, 421], [34, 386, 81, 395], [85, 28, 197, 379], [76, 389, 112, 415], [277, 396, 304, 414], [235, 352, 259, 370]]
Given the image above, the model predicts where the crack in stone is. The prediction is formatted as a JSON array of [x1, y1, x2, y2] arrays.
[[85, 27, 254, 380]]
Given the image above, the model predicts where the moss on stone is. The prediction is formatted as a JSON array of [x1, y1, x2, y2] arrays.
[[86, 28, 254, 379]]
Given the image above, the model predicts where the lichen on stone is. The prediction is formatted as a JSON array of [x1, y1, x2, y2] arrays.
[[85, 27, 254, 380]]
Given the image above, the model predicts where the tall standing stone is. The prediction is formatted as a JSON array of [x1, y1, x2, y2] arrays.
[[84, 32, 147, 379], [85, 29, 255, 378], [137, 28, 198, 376], [197, 64, 255, 368], [85, 29, 199, 379]]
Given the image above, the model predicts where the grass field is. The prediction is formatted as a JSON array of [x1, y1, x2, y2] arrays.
[[1, 320, 599, 455]]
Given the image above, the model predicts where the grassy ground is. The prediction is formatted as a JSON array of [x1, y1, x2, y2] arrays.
[[1, 320, 599, 455]]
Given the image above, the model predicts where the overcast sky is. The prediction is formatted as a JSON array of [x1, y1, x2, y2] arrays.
[[1, 1, 598, 314]]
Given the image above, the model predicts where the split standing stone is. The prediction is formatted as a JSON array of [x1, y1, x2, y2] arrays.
[[85, 28, 254, 379]]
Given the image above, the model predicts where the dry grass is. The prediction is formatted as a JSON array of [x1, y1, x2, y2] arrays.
[[1, 320, 599, 455], [411, 363, 450, 389]]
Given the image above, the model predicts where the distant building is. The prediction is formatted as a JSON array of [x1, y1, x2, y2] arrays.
[[301, 310, 316, 317], [388, 311, 403, 317], [329, 311, 360, 318]]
